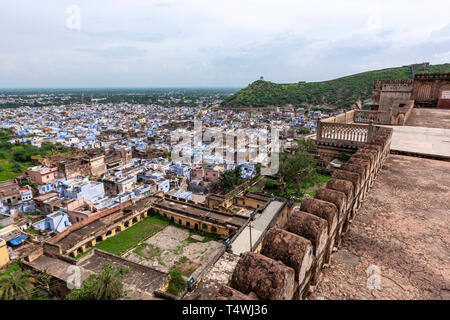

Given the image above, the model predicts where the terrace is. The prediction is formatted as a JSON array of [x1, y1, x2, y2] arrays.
[[316, 110, 385, 149]]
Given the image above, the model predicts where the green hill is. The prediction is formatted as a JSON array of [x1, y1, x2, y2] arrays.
[[222, 63, 450, 109]]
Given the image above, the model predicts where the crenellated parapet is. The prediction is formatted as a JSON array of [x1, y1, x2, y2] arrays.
[[210, 128, 393, 300]]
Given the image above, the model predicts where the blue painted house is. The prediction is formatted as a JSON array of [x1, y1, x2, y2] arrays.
[[33, 211, 72, 233]]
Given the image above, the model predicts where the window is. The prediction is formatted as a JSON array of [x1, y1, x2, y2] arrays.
[[202, 224, 208, 230]]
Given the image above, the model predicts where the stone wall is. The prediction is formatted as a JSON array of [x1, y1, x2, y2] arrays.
[[413, 72, 450, 108], [210, 127, 393, 300]]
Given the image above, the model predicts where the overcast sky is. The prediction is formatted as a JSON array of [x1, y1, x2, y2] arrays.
[[1, 0, 450, 88]]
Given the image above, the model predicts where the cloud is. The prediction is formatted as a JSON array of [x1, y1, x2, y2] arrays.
[[1, 0, 450, 87], [77, 46, 148, 59], [82, 30, 166, 43], [153, 3, 170, 7]]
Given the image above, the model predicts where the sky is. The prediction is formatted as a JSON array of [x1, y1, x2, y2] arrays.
[[1, 0, 450, 88]]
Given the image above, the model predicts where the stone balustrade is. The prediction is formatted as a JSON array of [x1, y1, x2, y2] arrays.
[[354, 110, 392, 124], [317, 121, 375, 148]]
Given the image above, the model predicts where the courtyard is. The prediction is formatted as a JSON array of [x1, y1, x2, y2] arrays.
[[76, 213, 226, 283], [124, 225, 225, 277]]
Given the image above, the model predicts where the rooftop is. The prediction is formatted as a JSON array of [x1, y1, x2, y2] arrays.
[[383, 109, 450, 159], [24, 250, 168, 300], [404, 108, 450, 130]]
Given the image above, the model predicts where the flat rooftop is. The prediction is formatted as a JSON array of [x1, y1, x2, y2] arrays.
[[25, 250, 167, 300], [385, 125, 450, 159], [154, 198, 248, 228], [310, 155, 450, 300], [80, 250, 167, 300], [405, 108, 450, 129], [55, 219, 106, 250]]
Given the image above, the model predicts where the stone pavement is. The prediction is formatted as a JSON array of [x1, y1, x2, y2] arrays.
[[383, 125, 450, 158], [310, 155, 450, 300]]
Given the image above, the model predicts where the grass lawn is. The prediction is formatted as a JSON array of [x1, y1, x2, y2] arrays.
[[25, 228, 40, 235], [0, 261, 20, 278], [264, 171, 331, 199], [91, 215, 169, 256], [185, 228, 221, 243], [134, 243, 161, 260], [303, 172, 331, 197], [0, 132, 72, 182], [166, 266, 187, 296], [0, 159, 33, 181]]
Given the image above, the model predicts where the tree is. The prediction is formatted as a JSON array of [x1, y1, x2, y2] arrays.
[[12, 150, 29, 162], [0, 270, 35, 300], [22, 179, 38, 189], [296, 128, 310, 135], [339, 153, 351, 163], [12, 161, 22, 172], [65, 263, 129, 300], [277, 141, 317, 195], [35, 270, 52, 294], [217, 165, 243, 192]]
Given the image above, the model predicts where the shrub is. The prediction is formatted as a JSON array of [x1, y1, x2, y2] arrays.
[[166, 267, 186, 296], [339, 153, 351, 162]]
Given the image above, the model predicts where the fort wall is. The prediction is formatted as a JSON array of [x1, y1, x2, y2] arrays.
[[211, 127, 393, 300]]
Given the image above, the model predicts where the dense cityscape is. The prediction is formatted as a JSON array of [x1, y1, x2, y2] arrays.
[[0, 1, 448, 314]]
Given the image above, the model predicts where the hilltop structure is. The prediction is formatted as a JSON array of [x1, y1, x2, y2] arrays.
[[369, 72, 450, 122]]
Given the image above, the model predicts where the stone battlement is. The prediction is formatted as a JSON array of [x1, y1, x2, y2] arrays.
[[210, 127, 393, 300]]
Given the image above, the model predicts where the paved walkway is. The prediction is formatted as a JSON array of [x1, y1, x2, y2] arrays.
[[230, 200, 284, 255], [383, 125, 450, 158]]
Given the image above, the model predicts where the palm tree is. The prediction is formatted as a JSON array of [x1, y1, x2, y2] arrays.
[[0, 270, 34, 300], [66, 263, 129, 300]]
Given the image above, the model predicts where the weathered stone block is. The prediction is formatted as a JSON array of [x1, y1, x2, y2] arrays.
[[285, 210, 328, 257], [347, 158, 371, 179], [332, 169, 360, 194], [314, 188, 347, 220], [230, 252, 296, 300], [340, 162, 365, 181], [326, 178, 354, 201], [261, 227, 314, 283], [300, 198, 338, 236]]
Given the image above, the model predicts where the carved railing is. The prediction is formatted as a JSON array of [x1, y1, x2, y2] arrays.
[[316, 122, 376, 147], [354, 110, 391, 124], [321, 110, 355, 124]]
